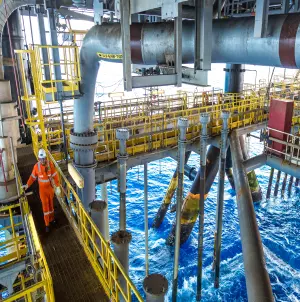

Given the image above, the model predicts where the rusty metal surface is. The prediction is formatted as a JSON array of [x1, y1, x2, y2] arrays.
[[279, 14, 300, 68]]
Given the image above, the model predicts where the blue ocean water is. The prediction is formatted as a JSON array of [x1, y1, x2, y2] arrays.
[[96, 138, 300, 301]]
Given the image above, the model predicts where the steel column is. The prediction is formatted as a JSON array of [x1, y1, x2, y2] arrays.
[[213, 111, 230, 288], [100, 182, 110, 241], [172, 117, 188, 301], [281, 173, 288, 197], [230, 130, 273, 302], [266, 168, 275, 199], [274, 170, 282, 196], [194, 0, 213, 71], [196, 113, 210, 301], [254, 0, 269, 38], [120, 0, 132, 91], [175, 3, 182, 87], [287, 175, 294, 197], [144, 163, 149, 276]]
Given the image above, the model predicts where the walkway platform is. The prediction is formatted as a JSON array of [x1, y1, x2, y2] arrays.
[[17, 145, 108, 302]]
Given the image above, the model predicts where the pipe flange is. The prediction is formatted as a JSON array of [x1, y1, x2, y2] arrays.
[[143, 273, 168, 296], [116, 128, 130, 141], [70, 129, 98, 145], [178, 117, 189, 129], [89, 200, 107, 212], [70, 129, 98, 151], [117, 154, 128, 161], [199, 113, 210, 124], [73, 161, 97, 169], [221, 110, 231, 120], [111, 230, 132, 244]]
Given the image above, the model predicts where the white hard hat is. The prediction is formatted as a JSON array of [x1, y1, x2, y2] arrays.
[[38, 148, 47, 159]]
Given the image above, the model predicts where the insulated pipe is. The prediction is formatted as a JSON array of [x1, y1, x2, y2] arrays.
[[239, 136, 263, 202], [166, 145, 220, 246], [152, 151, 191, 229], [230, 130, 273, 302]]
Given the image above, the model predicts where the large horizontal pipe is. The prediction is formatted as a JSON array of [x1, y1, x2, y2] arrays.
[[81, 14, 300, 68], [77, 13, 300, 133]]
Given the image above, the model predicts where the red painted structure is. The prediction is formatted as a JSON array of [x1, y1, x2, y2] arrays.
[[268, 98, 294, 157]]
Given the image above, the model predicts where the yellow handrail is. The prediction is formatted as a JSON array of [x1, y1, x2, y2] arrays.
[[1, 168, 54, 302], [47, 151, 143, 301]]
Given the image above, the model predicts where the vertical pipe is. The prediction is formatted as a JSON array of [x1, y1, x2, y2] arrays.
[[116, 128, 129, 231], [172, 117, 188, 301], [287, 176, 294, 197], [281, 173, 288, 197], [111, 130, 131, 301], [230, 130, 273, 302], [266, 168, 275, 199], [213, 111, 230, 288], [144, 163, 149, 276], [196, 113, 210, 301], [274, 170, 282, 197], [100, 182, 110, 241]]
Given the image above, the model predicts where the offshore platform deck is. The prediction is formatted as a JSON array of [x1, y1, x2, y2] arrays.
[[1, 1, 300, 301]]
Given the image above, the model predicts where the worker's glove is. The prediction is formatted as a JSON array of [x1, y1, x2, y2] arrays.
[[22, 184, 28, 191], [55, 186, 61, 196]]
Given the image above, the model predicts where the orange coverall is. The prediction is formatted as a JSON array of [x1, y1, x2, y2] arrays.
[[27, 161, 60, 226]]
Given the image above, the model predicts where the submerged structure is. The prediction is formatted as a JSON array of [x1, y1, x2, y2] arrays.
[[0, 0, 299, 301]]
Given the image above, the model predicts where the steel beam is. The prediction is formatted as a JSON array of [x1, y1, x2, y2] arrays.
[[254, 0, 269, 38], [243, 154, 267, 172], [230, 130, 273, 302], [132, 75, 177, 88], [120, 0, 132, 91], [175, 3, 182, 87], [194, 0, 213, 71]]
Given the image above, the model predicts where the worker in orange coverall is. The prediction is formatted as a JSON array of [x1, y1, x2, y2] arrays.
[[23, 148, 61, 232]]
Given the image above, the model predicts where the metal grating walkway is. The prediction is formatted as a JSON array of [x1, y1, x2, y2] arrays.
[[17, 145, 108, 302]]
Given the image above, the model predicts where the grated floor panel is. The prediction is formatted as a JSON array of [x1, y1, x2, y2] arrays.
[[17, 146, 108, 302]]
